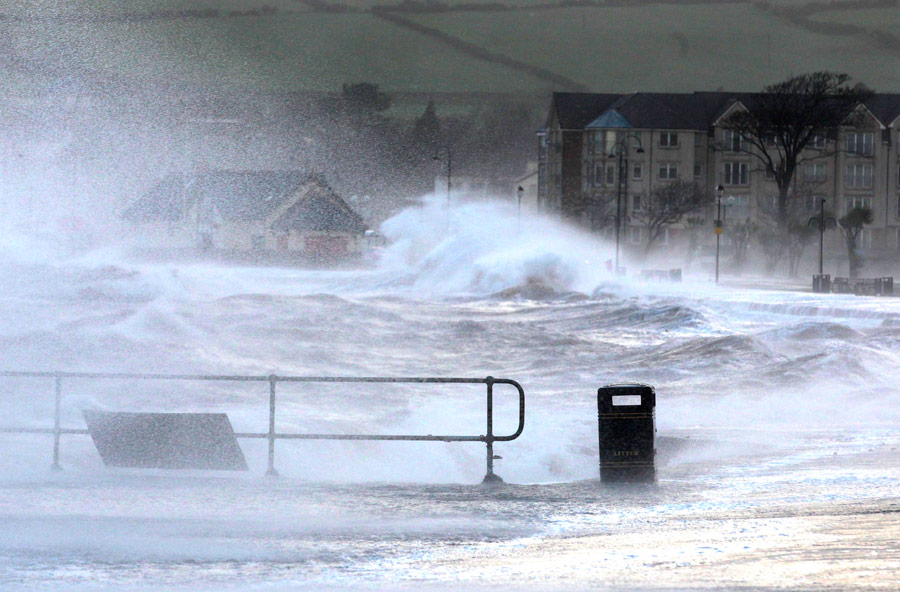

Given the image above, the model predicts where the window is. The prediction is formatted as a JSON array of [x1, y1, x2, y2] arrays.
[[764, 194, 779, 215], [804, 163, 825, 182], [765, 166, 775, 181], [859, 229, 872, 250], [593, 131, 604, 154], [658, 163, 678, 180], [728, 195, 751, 220], [606, 164, 616, 185], [658, 227, 670, 245], [811, 134, 826, 149], [632, 162, 643, 180], [805, 194, 826, 213], [847, 196, 872, 212], [723, 162, 749, 185], [593, 131, 618, 156], [659, 132, 679, 147], [629, 226, 642, 243], [594, 163, 604, 186], [723, 130, 748, 152], [632, 194, 642, 212], [694, 164, 702, 177], [845, 163, 873, 188], [846, 132, 874, 156]]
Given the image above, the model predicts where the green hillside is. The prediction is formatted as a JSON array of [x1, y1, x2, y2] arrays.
[[1, 0, 898, 102], [410, 3, 900, 93], [810, 6, 900, 38]]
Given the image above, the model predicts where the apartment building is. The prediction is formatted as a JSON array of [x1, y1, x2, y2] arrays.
[[538, 91, 900, 267]]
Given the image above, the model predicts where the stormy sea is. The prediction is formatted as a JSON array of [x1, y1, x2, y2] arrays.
[[1, 196, 898, 591]]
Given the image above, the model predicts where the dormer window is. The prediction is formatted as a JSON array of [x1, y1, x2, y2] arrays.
[[723, 130, 749, 152]]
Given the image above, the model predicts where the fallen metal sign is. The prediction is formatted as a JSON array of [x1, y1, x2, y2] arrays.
[[82, 411, 248, 471]]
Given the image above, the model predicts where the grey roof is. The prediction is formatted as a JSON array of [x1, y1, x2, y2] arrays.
[[124, 170, 309, 222], [863, 94, 900, 127], [271, 179, 366, 234], [551, 91, 900, 132], [123, 171, 365, 234], [550, 93, 621, 129]]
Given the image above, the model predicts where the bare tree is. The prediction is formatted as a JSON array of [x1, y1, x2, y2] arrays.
[[727, 219, 758, 274], [632, 180, 711, 253], [683, 215, 706, 268], [720, 72, 872, 233], [839, 206, 874, 278]]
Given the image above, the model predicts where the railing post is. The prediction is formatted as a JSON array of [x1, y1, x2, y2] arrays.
[[266, 375, 279, 477], [51, 373, 62, 471], [482, 376, 503, 484]]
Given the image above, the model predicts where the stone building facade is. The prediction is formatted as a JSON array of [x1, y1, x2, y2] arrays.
[[539, 91, 900, 269]]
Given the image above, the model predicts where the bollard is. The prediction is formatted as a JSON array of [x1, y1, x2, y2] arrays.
[[597, 383, 656, 482]]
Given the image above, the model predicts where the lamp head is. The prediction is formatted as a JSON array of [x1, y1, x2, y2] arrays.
[[716, 185, 724, 199]]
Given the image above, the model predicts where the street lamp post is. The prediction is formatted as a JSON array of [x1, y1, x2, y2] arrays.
[[609, 135, 645, 274], [715, 185, 724, 284], [517, 185, 524, 219], [808, 198, 837, 290], [433, 145, 452, 204]]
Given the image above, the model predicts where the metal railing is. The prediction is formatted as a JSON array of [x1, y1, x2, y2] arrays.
[[0, 371, 525, 483]]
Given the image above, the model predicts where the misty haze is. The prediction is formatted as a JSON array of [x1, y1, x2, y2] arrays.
[[1, 1, 900, 591]]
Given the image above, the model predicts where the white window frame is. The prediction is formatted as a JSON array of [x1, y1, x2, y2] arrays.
[[804, 163, 825, 182], [723, 130, 748, 152], [659, 132, 679, 148], [859, 228, 872, 250], [846, 132, 874, 157], [845, 163, 873, 189], [632, 193, 642, 212], [658, 163, 678, 180], [723, 162, 749, 186], [729, 195, 751, 220], [629, 226, 642, 244], [846, 195, 872, 214], [594, 163, 605, 187], [810, 134, 826, 149]]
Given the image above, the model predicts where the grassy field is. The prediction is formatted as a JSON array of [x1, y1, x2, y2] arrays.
[[1, 1, 898, 102], [410, 4, 900, 93], [0, 1, 307, 16]]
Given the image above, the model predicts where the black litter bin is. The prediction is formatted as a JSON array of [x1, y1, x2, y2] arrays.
[[597, 383, 656, 482], [812, 274, 830, 293]]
